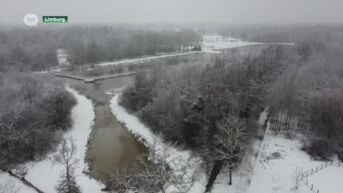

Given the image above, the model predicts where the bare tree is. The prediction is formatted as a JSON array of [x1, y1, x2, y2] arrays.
[[0, 109, 30, 170], [21, 77, 41, 105], [0, 109, 24, 149], [110, 143, 198, 193], [213, 115, 248, 186], [110, 158, 171, 193], [170, 156, 200, 193], [55, 137, 81, 193]]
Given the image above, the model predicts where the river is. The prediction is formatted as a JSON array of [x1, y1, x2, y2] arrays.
[[57, 76, 146, 181], [54, 42, 272, 182]]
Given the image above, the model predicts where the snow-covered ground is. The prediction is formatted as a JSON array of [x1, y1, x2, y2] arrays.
[[0, 172, 36, 193], [246, 129, 325, 193], [96, 51, 202, 67], [202, 35, 261, 53], [0, 87, 104, 193], [308, 166, 343, 193]]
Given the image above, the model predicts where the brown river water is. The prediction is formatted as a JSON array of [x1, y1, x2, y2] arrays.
[[57, 76, 146, 181]]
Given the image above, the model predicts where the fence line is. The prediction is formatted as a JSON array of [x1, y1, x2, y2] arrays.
[[299, 160, 342, 193]]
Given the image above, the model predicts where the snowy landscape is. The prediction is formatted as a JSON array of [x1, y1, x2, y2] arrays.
[[1, 1, 343, 193], [1, 31, 343, 193]]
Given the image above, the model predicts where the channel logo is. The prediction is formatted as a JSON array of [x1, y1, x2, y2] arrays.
[[23, 13, 39, 27]]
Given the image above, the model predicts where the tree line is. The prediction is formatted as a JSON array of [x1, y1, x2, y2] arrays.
[[268, 37, 343, 161], [118, 27, 343, 191], [119, 44, 293, 192], [0, 26, 201, 71]]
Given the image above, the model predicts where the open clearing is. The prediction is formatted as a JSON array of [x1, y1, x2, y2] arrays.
[[308, 166, 343, 193]]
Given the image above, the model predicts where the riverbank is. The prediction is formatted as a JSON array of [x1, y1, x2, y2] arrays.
[[86, 97, 146, 180], [110, 95, 272, 193], [59, 77, 146, 182], [0, 87, 105, 193]]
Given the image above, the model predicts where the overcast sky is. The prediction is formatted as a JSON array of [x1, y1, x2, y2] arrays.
[[1, 0, 343, 25]]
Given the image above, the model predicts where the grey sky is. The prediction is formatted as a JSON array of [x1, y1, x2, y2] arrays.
[[1, 0, 343, 24]]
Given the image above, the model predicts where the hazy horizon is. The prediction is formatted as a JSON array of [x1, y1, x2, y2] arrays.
[[1, 0, 343, 25]]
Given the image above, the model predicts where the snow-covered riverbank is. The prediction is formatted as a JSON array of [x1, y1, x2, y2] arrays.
[[110, 95, 206, 192], [0, 87, 104, 193], [110, 94, 337, 193], [110, 94, 258, 193]]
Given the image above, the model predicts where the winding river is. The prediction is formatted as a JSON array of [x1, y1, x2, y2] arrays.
[[55, 41, 271, 182], [58, 76, 146, 181]]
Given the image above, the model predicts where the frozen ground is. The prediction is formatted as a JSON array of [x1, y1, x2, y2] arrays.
[[0, 87, 104, 193], [308, 166, 343, 193]]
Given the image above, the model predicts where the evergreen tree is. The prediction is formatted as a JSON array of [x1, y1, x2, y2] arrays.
[[56, 172, 81, 193]]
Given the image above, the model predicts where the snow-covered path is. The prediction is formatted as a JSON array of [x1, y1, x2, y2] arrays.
[[0, 87, 105, 193], [93, 36, 261, 67], [96, 51, 202, 67]]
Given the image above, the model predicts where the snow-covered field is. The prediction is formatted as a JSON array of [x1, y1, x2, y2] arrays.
[[247, 129, 325, 193], [0, 87, 104, 193], [202, 35, 261, 53], [308, 166, 343, 193]]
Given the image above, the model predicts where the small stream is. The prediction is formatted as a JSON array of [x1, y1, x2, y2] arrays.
[[57, 76, 146, 181]]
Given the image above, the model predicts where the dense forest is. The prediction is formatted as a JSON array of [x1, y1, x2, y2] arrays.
[[120, 27, 343, 191], [0, 26, 201, 71], [0, 73, 76, 170]]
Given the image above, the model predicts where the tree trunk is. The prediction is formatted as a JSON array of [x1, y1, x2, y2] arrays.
[[204, 160, 224, 193], [229, 167, 232, 185]]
